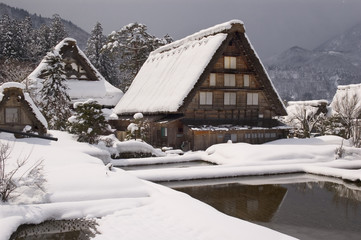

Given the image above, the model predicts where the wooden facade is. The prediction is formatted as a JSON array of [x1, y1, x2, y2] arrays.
[[113, 21, 288, 150], [0, 83, 47, 135]]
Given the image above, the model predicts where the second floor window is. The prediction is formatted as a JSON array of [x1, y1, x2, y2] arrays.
[[244, 74, 250, 87], [224, 74, 236, 87], [5, 107, 20, 123], [200, 92, 213, 105], [224, 56, 236, 69], [209, 73, 216, 86], [247, 93, 259, 105], [224, 92, 236, 105]]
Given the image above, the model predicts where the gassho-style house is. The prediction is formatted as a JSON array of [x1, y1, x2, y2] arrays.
[[112, 20, 289, 150]]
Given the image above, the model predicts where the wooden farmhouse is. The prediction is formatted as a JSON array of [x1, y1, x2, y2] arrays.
[[25, 38, 123, 107], [112, 20, 288, 150], [0, 82, 47, 135]]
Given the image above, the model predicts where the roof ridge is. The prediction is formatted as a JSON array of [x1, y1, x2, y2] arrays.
[[151, 20, 244, 55]]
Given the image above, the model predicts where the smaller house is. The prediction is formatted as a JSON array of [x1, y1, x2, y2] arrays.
[[24, 38, 123, 107], [0, 82, 47, 135]]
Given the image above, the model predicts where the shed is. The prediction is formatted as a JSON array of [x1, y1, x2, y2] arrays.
[[0, 82, 47, 135]]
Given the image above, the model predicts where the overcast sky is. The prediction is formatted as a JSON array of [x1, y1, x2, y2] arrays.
[[2, 0, 361, 59]]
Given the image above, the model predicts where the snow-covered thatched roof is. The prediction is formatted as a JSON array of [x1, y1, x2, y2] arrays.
[[25, 38, 123, 107], [0, 82, 48, 129], [114, 20, 285, 115]]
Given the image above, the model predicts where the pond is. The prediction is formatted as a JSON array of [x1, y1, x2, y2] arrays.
[[161, 174, 361, 240], [118, 160, 215, 171]]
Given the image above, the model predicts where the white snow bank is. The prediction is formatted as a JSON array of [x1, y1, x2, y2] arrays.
[[0, 131, 295, 240], [128, 136, 361, 182]]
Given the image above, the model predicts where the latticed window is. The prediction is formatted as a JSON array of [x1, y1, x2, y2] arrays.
[[199, 92, 213, 105], [209, 73, 216, 86], [244, 74, 250, 87], [247, 93, 259, 105], [224, 92, 236, 105], [5, 107, 20, 123], [224, 56, 236, 69], [224, 74, 236, 86]]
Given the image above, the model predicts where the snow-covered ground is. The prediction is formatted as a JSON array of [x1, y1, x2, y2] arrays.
[[0, 131, 296, 240], [115, 136, 361, 183]]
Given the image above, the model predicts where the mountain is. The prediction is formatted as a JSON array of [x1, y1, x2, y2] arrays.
[[0, 3, 90, 49], [265, 22, 361, 101]]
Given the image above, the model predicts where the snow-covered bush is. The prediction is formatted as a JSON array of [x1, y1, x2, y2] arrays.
[[68, 100, 112, 144], [0, 142, 46, 203], [126, 112, 149, 141]]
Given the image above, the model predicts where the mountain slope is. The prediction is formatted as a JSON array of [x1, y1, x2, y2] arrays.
[[0, 3, 89, 49], [265, 22, 361, 101]]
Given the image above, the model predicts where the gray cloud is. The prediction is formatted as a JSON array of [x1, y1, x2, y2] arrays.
[[2, 0, 361, 59]]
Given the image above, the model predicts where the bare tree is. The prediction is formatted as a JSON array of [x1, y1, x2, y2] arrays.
[[284, 101, 328, 138], [332, 92, 361, 140], [0, 142, 46, 202]]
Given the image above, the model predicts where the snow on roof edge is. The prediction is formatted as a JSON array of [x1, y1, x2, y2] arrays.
[[152, 20, 244, 55], [244, 34, 287, 114]]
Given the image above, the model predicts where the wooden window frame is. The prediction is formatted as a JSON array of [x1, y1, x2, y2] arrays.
[[199, 92, 213, 105], [224, 92, 236, 105], [224, 74, 236, 87], [5, 107, 20, 123], [244, 74, 250, 87], [224, 56, 236, 69], [247, 93, 259, 105], [209, 73, 216, 86]]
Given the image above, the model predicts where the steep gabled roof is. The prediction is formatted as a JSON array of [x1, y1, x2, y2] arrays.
[[25, 38, 123, 107], [0, 82, 48, 130], [114, 20, 286, 115]]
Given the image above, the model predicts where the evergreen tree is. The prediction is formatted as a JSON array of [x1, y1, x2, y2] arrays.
[[39, 50, 71, 130], [103, 22, 173, 91], [49, 14, 68, 48], [85, 22, 106, 71], [68, 100, 111, 144]]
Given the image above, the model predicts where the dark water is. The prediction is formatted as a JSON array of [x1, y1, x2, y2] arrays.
[[119, 160, 215, 171], [162, 174, 361, 240], [10, 218, 98, 240]]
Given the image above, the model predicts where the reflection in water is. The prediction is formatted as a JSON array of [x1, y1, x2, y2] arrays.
[[176, 183, 287, 222], [10, 218, 98, 240], [171, 177, 361, 240]]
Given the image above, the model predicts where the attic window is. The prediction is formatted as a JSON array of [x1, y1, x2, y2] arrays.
[[224, 56, 236, 69], [247, 93, 259, 105], [244, 75, 250, 87], [224, 92, 236, 105], [5, 107, 20, 123]]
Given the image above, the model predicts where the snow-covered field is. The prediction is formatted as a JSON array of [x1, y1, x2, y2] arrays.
[[0, 131, 296, 240]]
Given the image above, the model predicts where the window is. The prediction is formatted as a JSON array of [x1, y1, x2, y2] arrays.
[[5, 107, 19, 123], [209, 73, 216, 86], [247, 93, 259, 105], [224, 92, 236, 105], [244, 74, 250, 87], [199, 92, 213, 105], [224, 56, 236, 69], [224, 74, 235, 86], [161, 127, 168, 137], [231, 134, 237, 142]]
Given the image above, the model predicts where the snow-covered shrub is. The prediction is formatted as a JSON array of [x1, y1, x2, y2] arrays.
[[335, 140, 345, 159], [126, 112, 149, 141], [68, 100, 112, 144], [0, 142, 46, 203]]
